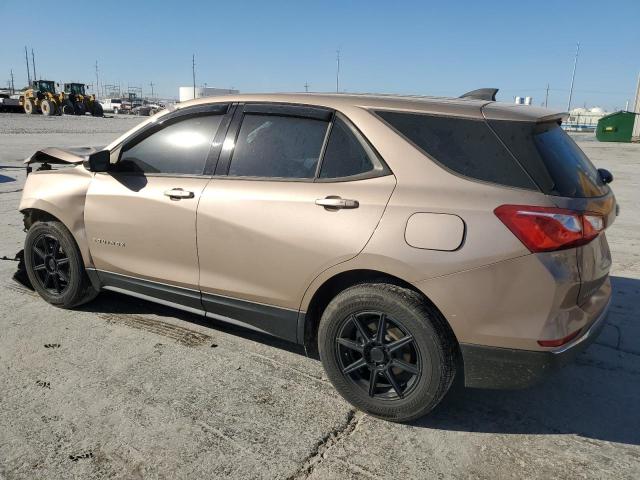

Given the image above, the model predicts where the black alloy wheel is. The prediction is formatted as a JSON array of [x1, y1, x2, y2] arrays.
[[24, 220, 99, 308], [30, 233, 71, 295], [336, 311, 422, 400], [318, 283, 457, 422]]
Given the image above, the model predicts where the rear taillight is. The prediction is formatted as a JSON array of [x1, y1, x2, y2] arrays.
[[494, 205, 604, 253]]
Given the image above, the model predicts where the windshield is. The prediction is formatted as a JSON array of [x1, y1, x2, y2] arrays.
[[37, 81, 55, 93], [489, 121, 609, 198], [68, 84, 85, 95]]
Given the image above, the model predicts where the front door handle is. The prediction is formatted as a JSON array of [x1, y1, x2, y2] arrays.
[[315, 196, 359, 210], [164, 188, 195, 200]]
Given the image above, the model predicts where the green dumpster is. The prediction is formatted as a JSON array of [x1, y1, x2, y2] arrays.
[[596, 111, 638, 143]]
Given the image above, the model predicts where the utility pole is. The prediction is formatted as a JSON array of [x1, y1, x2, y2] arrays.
[[95, 61, 100, 100], [567, 42, 580, 112], [544, 83, 550, 108], [31, 48, 36, 81], [304, 81, 309, 92], [192, 54, 196, 100], [632, 72, 640, 140], [10, 69, 15, 95], [336, 49, 340, 93], [149, 81, 155, 99], [25, 46, 31, 86]]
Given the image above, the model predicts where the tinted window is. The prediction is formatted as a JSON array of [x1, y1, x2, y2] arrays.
[[228, 114, 328, 178], [489, 120, 608, 198], [118, 115, 222, 174], [320, 118, 375, 178], [376, 111, 536, 190]]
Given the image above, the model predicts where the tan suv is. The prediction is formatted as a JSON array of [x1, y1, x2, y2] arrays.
[[18, 90, 615, 421]]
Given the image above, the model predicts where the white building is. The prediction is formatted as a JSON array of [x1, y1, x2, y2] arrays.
[[179, 86, 239, 102], [567, 107, 608, 128]]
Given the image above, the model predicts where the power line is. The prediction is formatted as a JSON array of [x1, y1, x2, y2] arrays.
[[304, 81, 309, 92]]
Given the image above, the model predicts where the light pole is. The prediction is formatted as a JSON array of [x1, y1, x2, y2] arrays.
[[567, 42, 580, 112], [336, 49, 340, 93]]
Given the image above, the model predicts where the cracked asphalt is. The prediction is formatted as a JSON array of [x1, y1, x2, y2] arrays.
[[1, 113, 639, 479]]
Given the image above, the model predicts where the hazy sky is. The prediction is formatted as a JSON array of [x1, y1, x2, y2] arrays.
[[1, 0, 638, 111]]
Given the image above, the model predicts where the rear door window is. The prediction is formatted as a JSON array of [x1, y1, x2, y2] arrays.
[[228, 114, 328, 179], [489, 120, 608, 198], [376, 111, 536, 190]]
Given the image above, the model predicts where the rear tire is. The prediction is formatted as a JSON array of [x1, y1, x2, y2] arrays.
[[318, 283, 457, 422], [24, 221, 98, 308], [92, 103, 103, 117]]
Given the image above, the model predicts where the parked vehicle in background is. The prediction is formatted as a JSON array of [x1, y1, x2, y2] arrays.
[[17, 91, 616, 422], [132, 102, 164, 116], [19, 80, 63, 116], [62, 83, 104, 117], [99, 98, 123, 114]]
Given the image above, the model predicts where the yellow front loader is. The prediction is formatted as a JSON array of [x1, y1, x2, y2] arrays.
[[62, 83, 104, 116], [19, 80, 63, 116]]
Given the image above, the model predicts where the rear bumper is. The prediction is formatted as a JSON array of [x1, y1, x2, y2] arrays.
[[460, 298, 610, 389]]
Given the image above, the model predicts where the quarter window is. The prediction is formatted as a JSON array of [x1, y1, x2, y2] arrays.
[[228, 114, 328, 179], [118, 115, 223, 175], [376, 110, 536, 190], [319, 118, 375, 179]]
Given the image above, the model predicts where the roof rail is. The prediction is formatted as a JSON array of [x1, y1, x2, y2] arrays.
[[459, 88, 499, 101]]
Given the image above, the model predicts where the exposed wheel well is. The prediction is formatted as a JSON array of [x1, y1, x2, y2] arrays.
[[302, 269, 460, 360], [21, 208, 60, 231]]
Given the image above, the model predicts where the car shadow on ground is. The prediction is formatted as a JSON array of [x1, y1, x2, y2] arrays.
[[77, 289, 307, 357], [11, 262, 639, 445], [418, 275, 640, 447]]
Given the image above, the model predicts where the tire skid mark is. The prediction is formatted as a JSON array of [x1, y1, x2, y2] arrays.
[[98, 313, 212, 347]]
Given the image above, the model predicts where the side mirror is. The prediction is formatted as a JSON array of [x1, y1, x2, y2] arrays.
[[597, 168, 613, 184], [84, 150, 111, 172]]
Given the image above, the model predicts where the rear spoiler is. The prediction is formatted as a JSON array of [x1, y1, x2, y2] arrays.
[[24, 146, 102, 166], [481, 103, 569, 123]]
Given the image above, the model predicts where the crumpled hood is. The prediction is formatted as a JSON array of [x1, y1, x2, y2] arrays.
[[24, 146, 104, 165]]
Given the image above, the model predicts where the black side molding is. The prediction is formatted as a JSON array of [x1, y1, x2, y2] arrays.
[[202, 292, 299, 343], [93, 269, 301, 344], [459, 88, 499, 101]]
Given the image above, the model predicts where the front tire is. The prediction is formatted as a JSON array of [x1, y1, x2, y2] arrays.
[[23, 99, 35, 114], [318, 283, 457, 422], [24, 221, 98, 308], [40, 99, 55, 116]]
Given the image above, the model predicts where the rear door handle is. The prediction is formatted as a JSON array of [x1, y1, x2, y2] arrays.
[[315, 196, 359, 209], [164, 188, 195, 200]]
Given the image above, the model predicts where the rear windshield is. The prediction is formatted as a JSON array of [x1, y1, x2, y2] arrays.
[[488, 120, 608, 198], [375, 111, 537, 190]]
